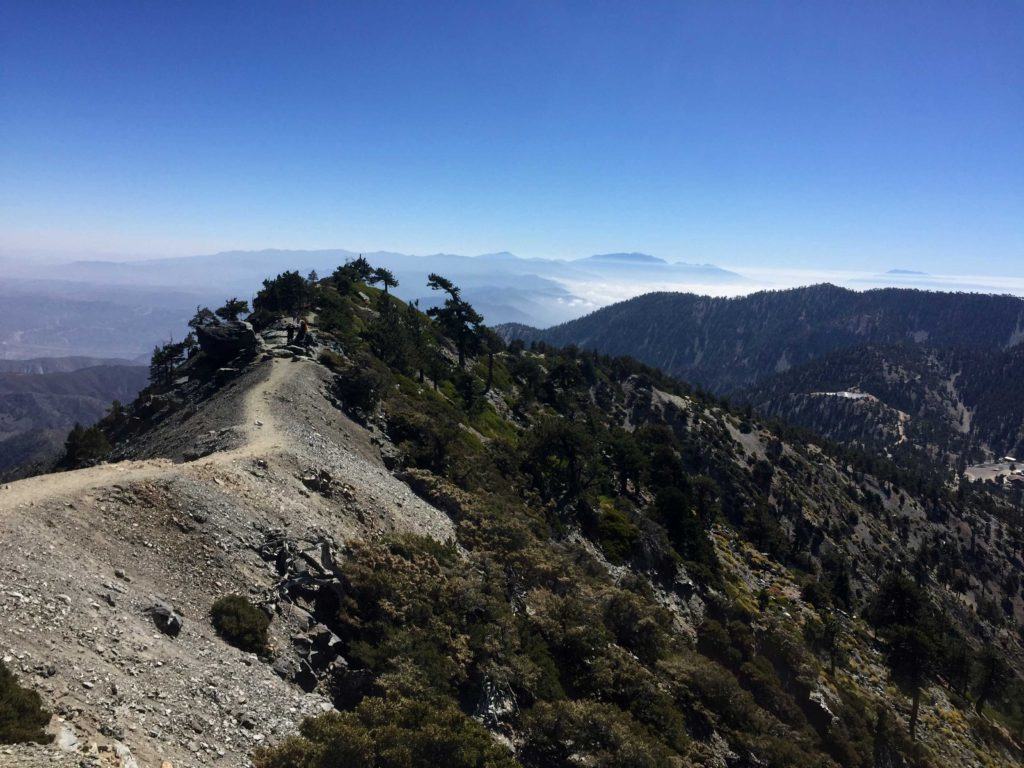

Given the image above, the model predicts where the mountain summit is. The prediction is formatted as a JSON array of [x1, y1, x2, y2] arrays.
[[2, 264, 1022, 767], [576, 252, 667, 264]]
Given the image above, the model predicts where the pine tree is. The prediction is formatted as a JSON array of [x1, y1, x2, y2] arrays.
[[215, 298, 250, 321], [869, 572, 939, 739], [973, 644, 1008, 713], [425, 274, 482, 369], [478, 327, 504, 393], [370, 267, 398, 294]]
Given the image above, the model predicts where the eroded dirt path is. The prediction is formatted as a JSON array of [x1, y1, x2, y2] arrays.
[[0, 358, 291, 515], [0, 339, 459, 768]]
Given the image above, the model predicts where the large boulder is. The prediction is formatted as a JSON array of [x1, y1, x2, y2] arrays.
[[195, 321, 259, 364]]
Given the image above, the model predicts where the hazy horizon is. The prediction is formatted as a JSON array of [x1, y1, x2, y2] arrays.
[[3, 2, 1022, 276]]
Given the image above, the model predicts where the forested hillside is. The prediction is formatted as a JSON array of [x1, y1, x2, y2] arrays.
[[738, 344, 1024, 467], [497, 285, 1024, 393], [0, 363, 147, 479]]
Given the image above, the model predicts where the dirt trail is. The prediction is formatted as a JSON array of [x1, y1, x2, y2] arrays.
[[0, 358, 291, 514], [223, 355, 291, 459], [0, 341, 458, 768]]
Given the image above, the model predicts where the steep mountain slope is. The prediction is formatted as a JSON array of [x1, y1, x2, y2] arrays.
[[497, 285, 1024, 393], [2, 270, 1022, 767], [737, 344, 1024, 465], [0, 337, 453, 768], [0, 364, 148, 479]]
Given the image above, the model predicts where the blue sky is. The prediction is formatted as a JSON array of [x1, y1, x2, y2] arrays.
[[2, 1, 1022, 274]]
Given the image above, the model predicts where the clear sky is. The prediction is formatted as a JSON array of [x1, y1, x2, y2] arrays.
[[2, 1, 1022, 274]]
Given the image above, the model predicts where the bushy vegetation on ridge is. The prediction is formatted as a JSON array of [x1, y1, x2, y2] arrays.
[[86, 259, 1024, 766], [211, 595, 271, 655]]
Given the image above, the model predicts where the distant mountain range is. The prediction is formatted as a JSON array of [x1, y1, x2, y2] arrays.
[[0, 279, 205, 360], [4, 247, 1020, 366], [0, 356, 140, 374], [0, 359, 147, 479], [579, 252, 668, 264], [0, 249, 748, 358]]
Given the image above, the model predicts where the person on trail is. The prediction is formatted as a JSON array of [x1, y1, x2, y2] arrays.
[[297, 319, 309, 344], [286, 325, 294, 344]]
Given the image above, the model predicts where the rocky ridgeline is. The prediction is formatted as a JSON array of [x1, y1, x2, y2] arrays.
[[0, 318, 453, 767], [3, 291, 1022, 768]]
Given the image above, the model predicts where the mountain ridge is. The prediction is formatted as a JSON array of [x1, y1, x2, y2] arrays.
[[496, 284, 1024, 393], [0, 363, 149, 479], [2, 266, 1022, 766], [736, 343, 1024, 465]]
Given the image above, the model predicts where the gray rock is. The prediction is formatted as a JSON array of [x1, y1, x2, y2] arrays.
[[806, 688, 840, 733], [145, 600, 184, 638]]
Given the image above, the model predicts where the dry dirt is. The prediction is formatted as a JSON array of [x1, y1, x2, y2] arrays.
[[0, 346, 454, 767]]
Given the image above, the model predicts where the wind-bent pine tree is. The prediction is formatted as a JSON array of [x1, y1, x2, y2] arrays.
[[425, 273, 482, 369]]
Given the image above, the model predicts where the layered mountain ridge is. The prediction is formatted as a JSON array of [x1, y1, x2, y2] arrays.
[[1, 269, 1022, 767], [736, 343, 1024, 466], [496, 284, 1024, 392], [0, 361, 148, 480]]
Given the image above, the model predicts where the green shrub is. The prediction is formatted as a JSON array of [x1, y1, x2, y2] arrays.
[[254, 668, 519, 768], [515, 630, 566, 703], [602, 590, 670, 664], [334, 355, 391, 416], [595, 506, 639, 565], [0, 661, 50, 744], [386, 396, 464, 475], [59, 423, 111, 469], [738, 656, 807, 729], [697, 618, 743, 668], [520, 699, 676, 768], [318, 348, 346, 372], [211, 595, 270, 654]]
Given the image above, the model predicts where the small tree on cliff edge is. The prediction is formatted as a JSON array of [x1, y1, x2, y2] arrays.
[[215, 298, 250, 322]]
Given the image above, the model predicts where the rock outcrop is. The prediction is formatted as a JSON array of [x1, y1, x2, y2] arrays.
[[194, 321, 259, 365]]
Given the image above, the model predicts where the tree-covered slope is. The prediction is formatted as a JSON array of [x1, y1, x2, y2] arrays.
[[496, 285, 1024, 393], [738, 344, 1024, 467], [83, 264, 1024, 767], [0, 363, 147, 478]]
